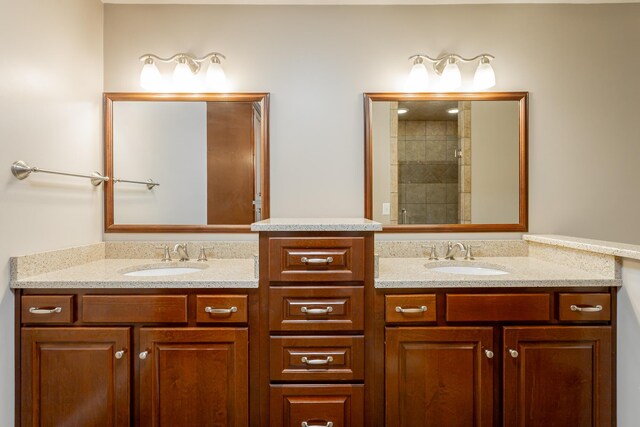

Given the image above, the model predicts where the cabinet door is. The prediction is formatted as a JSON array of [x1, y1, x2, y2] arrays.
[[385, 327, 494, 427], [503, 326, 612, 427], [21, 327, 130, 427], [139, 328, 248, 427]]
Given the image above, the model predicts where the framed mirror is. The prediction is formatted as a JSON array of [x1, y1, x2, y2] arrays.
[[364, 92, 528, 232], [104, 93, 269, 233]]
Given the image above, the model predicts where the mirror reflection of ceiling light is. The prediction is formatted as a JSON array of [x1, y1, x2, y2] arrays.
[[447, 108, 459, 114], [398, 108, 409, 114], [406, 53, 496, 92], [139, 52, 227, 92]]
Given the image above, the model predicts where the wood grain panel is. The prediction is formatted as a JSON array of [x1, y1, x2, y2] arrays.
[[269, 287, 364, 332], [270, 336, 364, 381], [21, 327, 130, 427], [385, 294, 436, 323], [269, 237, 365, 282], [139, 328, 248, 427], [270, 384, 364, 427], [385, 326, 494, 427], [503, 326, 612, 427], [196, 294, 248, 323], [558, 293, 611, 321], [82, 295, 187, 323], [21, 295, 74, 324], [446, 293, 549, 322]]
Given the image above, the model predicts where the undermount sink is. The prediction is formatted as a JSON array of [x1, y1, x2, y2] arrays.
[[121, 263, 208, 277], [427, 265, 509, 276]]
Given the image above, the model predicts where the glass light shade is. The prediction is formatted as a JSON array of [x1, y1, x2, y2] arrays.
[[406, 62, 429, 92], [172, 61, 195, 92], [140, 61, 161, 90], [440, 61, 462, 91], [474, 60, 496, 90], [205, 60, 226, 90]]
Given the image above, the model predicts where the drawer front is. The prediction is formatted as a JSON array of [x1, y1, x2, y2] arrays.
[[385, 294, 437, 323], [269, 287, 364, 332], [82, 295, 188, 323], [269, 237, 365, 282], [270, 336, 364, 381], [446, 293, 550, 322], [558, 293, 611, 321], [270, 384, 364, 427], [22, 295, 74, 324], [196, 295, 248, 324]]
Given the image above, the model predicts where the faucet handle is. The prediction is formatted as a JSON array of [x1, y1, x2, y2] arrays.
[[197, 246, 214, 262], [464, 244, 481, 260], [422, 244, 438, 261], [155, 245, 172, 262]]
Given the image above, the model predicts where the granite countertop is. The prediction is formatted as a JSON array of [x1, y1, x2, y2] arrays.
[[376, 257, 621, 288], [251, 217, 382, 232], [524, 234, 640, 261], [12, 258, 258, 289]]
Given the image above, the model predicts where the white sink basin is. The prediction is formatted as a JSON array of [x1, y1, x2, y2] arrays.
[[428, 265, 509, 276], [121, 263, 208, 277]]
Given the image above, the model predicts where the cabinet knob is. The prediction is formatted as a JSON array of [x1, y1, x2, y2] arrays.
[[115, 349, 126, 360], [301, 422, 333, 427], [484, 349, 494, 359], [139, 350, 149, 360], [508, 348, 519, 358]]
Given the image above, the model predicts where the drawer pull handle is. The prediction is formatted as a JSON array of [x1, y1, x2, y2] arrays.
[[139, 351, 149, 360], [115, 349, 126, 360], [570, 304, 603, 312], [508, 348, 519, 358], [300, 256, 334, 265], [205, 306, 238, 315], [395, 305, 427, 314], [301, 422, 333, 427], [28, 307, 62, 315], [301, 356, 334, 366], [300, 306, 333, 315], [484, 349, 494, 359]]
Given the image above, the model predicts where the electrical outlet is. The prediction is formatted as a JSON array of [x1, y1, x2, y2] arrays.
[[382, 203, 390, 215]]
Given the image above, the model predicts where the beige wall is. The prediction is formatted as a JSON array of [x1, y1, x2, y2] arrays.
[[0, 0, 104, 424], [104, 4, 640, 244]]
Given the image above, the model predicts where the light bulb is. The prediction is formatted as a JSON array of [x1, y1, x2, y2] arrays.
[[173, 59, 195, 92], [474, 57, 496, 90], [406, 59, 429, 92], [205, 58, 226, 91], [139, 59, 161, 90], [440, 59, 461, 91]]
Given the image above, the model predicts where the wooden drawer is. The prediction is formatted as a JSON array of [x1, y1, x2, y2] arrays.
[[446, 293, 550, 322], [270, 384, 364, 427], [558, 293, 611, 321], [269, 287, 364, 332], [196, 295, 248, 324], [270, 336, 364, 381], [268, 237, 365, 282], [82, 295, 188, 323], [22, 295, 74, 324], [385, 294, 437, 323]]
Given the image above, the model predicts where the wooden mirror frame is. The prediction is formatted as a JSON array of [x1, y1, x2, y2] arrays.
[[364, 92, 528, 233], [104, 92, 270, 233]]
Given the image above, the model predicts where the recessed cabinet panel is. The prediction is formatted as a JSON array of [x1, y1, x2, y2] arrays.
[[139, 328, 248, 427], [21, 327, 130, 427], [82, 295, 188, 323], [446, 293, 550, 322], [503, 326, 612, 427]]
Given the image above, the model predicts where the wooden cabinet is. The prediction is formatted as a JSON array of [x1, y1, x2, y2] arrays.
[[21, 327, 130, 427], [17, 289, 255, 426]]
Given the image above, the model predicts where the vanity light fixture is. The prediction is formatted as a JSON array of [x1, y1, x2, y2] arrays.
[[139, 52, 227, 91], [446, 108, 459, 114], [407, 53, 496, 91], [398, 108, 409, 115]]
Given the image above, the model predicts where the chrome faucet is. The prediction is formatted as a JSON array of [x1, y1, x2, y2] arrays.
[[445, 241, 467, 260], [173, 243, 190, 261]]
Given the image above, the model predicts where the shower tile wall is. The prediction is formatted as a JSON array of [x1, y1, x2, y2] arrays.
[[398, 119, 458, 224]]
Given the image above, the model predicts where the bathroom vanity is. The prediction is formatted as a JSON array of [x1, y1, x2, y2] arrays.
[[11, 230, 624, 426]]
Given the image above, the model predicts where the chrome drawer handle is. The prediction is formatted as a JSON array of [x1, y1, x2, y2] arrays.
[[300, 256, 333, 265], [570, 304, 603, 312], [508, 349, 519, 358], [301, 356, 334, 366], [29, 307, 62, 315], [395, 305, 427, 314], [115, 349, 126, 360], [139, 351, 149, 360], [302, 422, 333, 427], [484, 349, 494, 359], [300, 306, 333, 315], [205, 306, 238, 314]]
